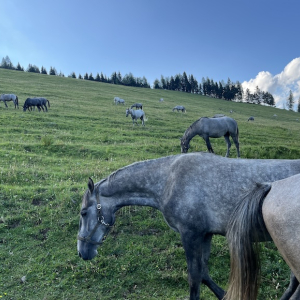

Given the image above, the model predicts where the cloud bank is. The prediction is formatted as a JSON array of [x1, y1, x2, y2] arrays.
[[242, 57, 300, 110]]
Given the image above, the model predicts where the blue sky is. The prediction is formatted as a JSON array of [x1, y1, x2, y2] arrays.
[[1, 0, 299, 108]]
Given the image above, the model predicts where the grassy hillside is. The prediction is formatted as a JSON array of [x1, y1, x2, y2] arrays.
[[1, 68, 300, 299]]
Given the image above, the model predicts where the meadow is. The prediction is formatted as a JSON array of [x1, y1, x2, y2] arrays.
[[1, 68, 300, 299]]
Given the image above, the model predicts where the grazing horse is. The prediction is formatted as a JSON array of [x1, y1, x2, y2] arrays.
[[23, 98, 43, 112], [77, 152, 300, 300], [23, 97, 50, 112], [248, 116, 255, 121], [126, 108, 146, 126], [181, 116, 240, 157], [130, 103, 143, 110], [36, 97, 50, 111], [0, 94, 19, 108], [114, 97, 125, 105], [226, 174, 300, 300], [173, 105, 186, 112]]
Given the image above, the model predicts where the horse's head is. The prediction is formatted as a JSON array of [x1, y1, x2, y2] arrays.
[[180, 138, 189, 153], [125, 108, 131, 117], [77, 178, 114, 260]]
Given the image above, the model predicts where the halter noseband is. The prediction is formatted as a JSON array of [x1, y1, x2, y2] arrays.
[[77, 194, 112, 245]]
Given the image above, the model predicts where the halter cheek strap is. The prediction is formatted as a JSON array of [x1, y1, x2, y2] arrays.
[[77, 196, 112, 245]]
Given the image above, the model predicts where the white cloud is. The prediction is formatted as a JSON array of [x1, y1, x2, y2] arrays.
[[242, 58, 300, 110]]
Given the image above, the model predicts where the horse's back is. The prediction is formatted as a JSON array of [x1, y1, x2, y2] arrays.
[[262, 174, 300, 281]]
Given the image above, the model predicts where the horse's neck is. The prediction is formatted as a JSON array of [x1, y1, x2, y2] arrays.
[[99, 159, 169, 210], [184, 125, 198, 143]]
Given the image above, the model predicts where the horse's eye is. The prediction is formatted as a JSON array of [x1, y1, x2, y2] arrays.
[[81, 209, 87, 217]]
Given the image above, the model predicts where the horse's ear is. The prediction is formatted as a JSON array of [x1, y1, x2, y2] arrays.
[[88, 177, 94, 193]]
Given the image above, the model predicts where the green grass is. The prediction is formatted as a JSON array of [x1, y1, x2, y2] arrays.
[[1, 68, 300, 299]]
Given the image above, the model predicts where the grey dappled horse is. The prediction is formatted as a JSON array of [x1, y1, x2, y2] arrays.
[[126, 108, 146, 126], [23, 97, 50, 112], [226, 174, 300, 300], [114, 97, 125, 105], [130, 103, 143, 110], [0, 94, 19, 108], [173, 105, 186, 112], [181, 116, 240, 158], [77, 152, 300, 300]]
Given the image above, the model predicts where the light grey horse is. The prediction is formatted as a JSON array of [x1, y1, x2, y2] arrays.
[[126, 108, 146, 126], [0, 94, 19, 108], [130, 103, 143, 110], [226, 173, 300, 300], [114, 97, 125, 105], [181, 116, 240, 157], [77, 152, 300, 300], [173, 105, 186, 112]]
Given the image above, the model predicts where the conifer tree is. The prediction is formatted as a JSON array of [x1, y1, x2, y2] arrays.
[[287, 90, 294, 111]]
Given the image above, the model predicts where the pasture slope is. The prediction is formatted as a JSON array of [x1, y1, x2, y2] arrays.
[[1, 68, 300, 299]]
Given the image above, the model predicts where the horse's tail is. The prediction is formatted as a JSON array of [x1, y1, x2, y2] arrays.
[[225, 182, 272, 300], [47, 99, 50, 107], [16, 96, 19, 108], [236, 125, 239, 142]]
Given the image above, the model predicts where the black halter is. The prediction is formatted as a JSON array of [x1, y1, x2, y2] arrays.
[[77, 194, 111, 245]]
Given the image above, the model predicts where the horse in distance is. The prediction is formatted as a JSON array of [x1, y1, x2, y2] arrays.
[[173, 105, 186, 112], [181, 116, 240, 158], [248, 116, 255, 121], [77, 152, 300, 300], [0, 94, 19, 108], [23, 98, 44, 112], [130, 103, 143, 110], [126, 108, 146, 126], [225, 173, 300, 300], [114, 97, 125, 105]]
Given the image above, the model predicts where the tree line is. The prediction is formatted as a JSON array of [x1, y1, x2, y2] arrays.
[[0, 55, 282, 108]]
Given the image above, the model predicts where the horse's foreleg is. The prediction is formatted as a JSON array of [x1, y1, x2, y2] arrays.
[[224, 134, 231, 157], [181, 233, 207, 300], [4, 101, 8, 108], [204, 137, 214, 153]]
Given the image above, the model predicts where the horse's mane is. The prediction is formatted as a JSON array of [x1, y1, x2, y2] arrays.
[[183, 117, 205, 140]]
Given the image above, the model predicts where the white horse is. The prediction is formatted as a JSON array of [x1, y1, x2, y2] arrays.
[[114, 97, 125, 105], [0, 94, 19, 108], [125, 108, 146, 126]]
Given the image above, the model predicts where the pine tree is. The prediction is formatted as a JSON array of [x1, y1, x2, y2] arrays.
[[297, 97, 300, 113], [88, 73, 94, 81], [40, 66, 48, 74], [287, 90, 294, 111], [95, 73, 100, 81], [16, 62, 24, 71], [153, 79, 160, 89], [0, 56, 14, 69], [49, 66, 57, 75]]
